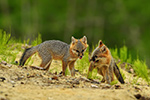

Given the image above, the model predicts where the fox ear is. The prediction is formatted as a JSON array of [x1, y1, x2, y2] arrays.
[[81, 36, 87, 44], [101, 46, 106, 52], [71, 36, 76, 44], [98, 40, 103, 48]]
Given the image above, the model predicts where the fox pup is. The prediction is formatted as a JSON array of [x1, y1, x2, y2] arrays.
[[19, 36, 88, 76], [87, 40, 125, 84]]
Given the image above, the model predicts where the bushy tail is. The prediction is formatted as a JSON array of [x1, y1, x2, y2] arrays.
[[113, 63, 125, 84], [19, 46, 38, 66]]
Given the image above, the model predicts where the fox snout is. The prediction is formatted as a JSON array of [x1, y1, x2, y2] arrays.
[[89, 57, 95, 62], [77, 51, 84, 59], [91, 56, 95, 62], [90, 56, 99, 63]]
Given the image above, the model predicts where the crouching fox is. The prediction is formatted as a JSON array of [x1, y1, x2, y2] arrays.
[[19, 36, 88, 76], [87, 40, 125, 84]]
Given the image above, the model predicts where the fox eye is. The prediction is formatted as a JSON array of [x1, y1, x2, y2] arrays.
[[81, 49, 84, 52], [73, 49, 79, 53], [96, 60, 99, 62], [76, 50, 79, 52]]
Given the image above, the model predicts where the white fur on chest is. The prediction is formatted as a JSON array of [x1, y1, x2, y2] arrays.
[[69, 58, 78, 61]]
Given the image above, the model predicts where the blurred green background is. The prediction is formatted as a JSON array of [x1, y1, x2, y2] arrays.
[[0, 0, 150, 66]]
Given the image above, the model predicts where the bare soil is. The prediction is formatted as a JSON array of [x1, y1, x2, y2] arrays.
[[0, 59, 150, 100]]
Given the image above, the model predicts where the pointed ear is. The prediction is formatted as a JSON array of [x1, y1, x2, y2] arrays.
[[71, 36, 76, 44], [98, 40, 103, 48], [101, 45, 106, 52], [81, 36, 87, 44]]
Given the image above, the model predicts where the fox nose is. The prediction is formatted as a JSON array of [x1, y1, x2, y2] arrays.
[[92, 57, 95, 62], [79, 56, 82, 59], [78, 53, 83, 59]]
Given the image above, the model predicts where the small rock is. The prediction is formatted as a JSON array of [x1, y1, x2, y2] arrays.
[[102, 84, 111, 89], [128, 68, 134, 74], [49, 78, 52, 81], [10, 81, 15, 84], [4, 94, 8, 96], [71, 80, 80, 84], [91, 84, 98, 88], [115, 85, 121, 89], [6, 64, 12, 68], [134, 94, 141, 99], [79, 77, 91, 82], [57, 74, 63, 77], [17, 76, 24, 80], [0, 91, 3, 94], [0, 97, 7, 100], [0, 64, 8, 69], [91, 80, 100, 84], [23, 67, 27, 69], [130, 68, 134, 73], [30, 66, 44, 70], [27, 74, 35, 78], [134, 86, 141, 91], [0, 77, 6, 82], [51, 76, 59, 80], [36, 74, 40, 77], [20, 82, 24, 84], [27, 73, 30, 76], [1, 61, 7, 65]]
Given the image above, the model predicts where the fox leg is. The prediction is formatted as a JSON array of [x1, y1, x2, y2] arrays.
[[40, 59, 52, 71], [38, 51, 52, 70], [103, 65, 111, 84], [62, 61, 68, 76], [40, 58, 52, 71], [97, 67, 105, 83], [69, 61, 75, 76], [109, 65, 114, 82], [101, 78, 105, 83]]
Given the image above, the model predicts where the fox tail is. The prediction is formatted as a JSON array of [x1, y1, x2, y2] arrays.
[[19, 46, 38, 66], [113, 63, 125, 84]]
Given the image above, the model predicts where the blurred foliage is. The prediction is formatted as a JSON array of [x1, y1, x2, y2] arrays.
[[0, 0, 150, 66], [0, 29, 19, 64], [133, 59, 150, 85]]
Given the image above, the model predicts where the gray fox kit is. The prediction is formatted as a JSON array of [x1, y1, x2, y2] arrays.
[[87, 40, 125, 84], [20, 36, 88, 76]]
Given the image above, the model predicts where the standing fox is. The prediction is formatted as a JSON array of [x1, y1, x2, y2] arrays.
[[87, 40, 125, 84], [19, 36, 88, 76]]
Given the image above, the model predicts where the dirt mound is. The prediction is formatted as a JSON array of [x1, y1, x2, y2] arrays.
[[0, 62, 150, 100]]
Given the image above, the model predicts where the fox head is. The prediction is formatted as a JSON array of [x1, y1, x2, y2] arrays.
[[70, 36, 88, 59], [90, 40, 109, 62]]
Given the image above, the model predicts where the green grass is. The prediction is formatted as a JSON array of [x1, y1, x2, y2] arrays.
[[133, 59, 150, 85], [0, 29, 42, 65], [0, 29, 20, 64], [31, 33, 42, 46]]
